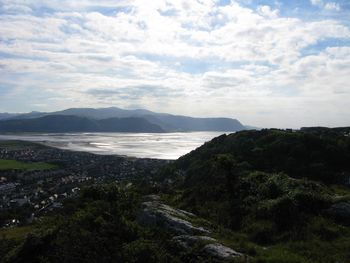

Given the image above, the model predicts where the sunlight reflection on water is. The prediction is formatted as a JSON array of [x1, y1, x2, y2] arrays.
[[0, 132, 230, 159]]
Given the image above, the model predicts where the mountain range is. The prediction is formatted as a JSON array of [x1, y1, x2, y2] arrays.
[[0, 107, 245, 133]]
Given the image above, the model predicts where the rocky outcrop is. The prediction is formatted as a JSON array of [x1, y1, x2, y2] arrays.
[[138, 195, 244, 260], [203, 243, 243, 259], [138, 196, 209, 235], [172, 235, 216, 249]]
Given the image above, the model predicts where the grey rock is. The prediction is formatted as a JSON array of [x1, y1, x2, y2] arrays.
[[138, 195, 244, 260], [158, 203, 196, 219], [138, 200, 210, 235], [203, 243, 243, 259], [173, 235, 216, 249]]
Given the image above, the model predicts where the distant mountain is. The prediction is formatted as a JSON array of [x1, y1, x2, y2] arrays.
[[0, 113, 19, 120], [97, 117, 164, 132], [0, 107, 245, 132], [0, 115, 164, 133], [4, 107, 155, 120], [53, 107, 155, 119], [143, 114, 245, 132]]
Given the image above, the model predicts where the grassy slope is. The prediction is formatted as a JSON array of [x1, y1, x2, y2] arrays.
[[0, 140, 58, 170], [0, 159, 57, 171], [0, 226, 33, 241], [0, 140, 47, 149]]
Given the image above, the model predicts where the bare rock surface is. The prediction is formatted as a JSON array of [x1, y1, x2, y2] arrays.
[[138, 195, 244, 260], [138, 199, 209, 235], [172, 235, 216, 249], [203, 243, 243, 259]]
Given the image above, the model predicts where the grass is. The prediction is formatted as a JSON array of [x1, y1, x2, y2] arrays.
[[0, 226, 33, 241], [330, 184, 350, 203], [0, 140, 47, 149], [0, 159, 58, 171], [0, 226, 35, 262]]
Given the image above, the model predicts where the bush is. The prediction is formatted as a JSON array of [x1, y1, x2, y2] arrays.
[[245, 221, 276, 244]]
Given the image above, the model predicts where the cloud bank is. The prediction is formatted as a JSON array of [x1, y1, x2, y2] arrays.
[[0, 0, 349, 128]]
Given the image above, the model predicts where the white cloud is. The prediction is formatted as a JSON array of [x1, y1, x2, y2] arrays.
[[0, 0, 349, 127], [310, 0, 323, 7], [257, 5, 279, 19], [310, 0, 341, 11], [1, 4, 33, 14], [324, 2, 341, 11]]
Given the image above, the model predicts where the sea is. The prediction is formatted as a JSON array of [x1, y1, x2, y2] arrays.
[[0, 132, 230, 160]]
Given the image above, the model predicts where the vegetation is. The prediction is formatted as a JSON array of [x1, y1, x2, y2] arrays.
[[0, 159, 57, 171], [1, 128, 350, 262], [157, 128, 350, 262], [176, 128, 350, 184], [0, 185, 234, 263], [0, 140, 48, 150]]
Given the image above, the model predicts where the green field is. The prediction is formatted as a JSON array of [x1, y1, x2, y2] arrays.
[[0, 159, 58, 171], [0, 226, 33, 241], [0, 140, 47, 149]]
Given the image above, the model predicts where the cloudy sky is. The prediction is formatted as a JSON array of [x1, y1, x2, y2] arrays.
[[0, 0, 349, 128]]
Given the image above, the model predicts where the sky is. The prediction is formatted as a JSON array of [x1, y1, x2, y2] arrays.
[[0, 0, 349, 128]]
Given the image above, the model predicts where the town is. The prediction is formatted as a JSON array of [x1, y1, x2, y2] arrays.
[[0, 140, 169, 228]]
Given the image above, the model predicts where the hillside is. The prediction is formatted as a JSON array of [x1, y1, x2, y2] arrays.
[[144, 115, 245, 132], [0, 115, 164, 133], [154, 128, 350, 262], [175, 128, 350, 184], [0, 113, 18, 120], [0, 107, 246, 132], [2, 128, 350, 263]]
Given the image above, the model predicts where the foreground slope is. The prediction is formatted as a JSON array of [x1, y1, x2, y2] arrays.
[[156, 128, 350, 262]]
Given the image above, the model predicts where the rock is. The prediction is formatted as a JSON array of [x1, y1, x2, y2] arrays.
[[158, 203, 196, 219], [203, 243, 243, 259], [173, 235, 216, 249], [138, 199, 210, 235], [138, 195, 244, 260]]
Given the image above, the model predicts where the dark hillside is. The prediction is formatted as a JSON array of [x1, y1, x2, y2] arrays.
[[155, 128, 350, 262], [177, 129, 350, 184], [0, 115, 164, 133]]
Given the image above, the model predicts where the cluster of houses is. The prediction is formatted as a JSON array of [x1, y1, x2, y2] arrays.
[[0, 142, 168, 228]]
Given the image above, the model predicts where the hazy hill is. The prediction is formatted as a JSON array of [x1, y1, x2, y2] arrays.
[[97, 117, 164, 132], [0, 107, 245, 132], [0, 115, 164, 133], [143, 114, 245, 132], [53, 107, 155, 119], [0, 113, 18, 120], [54, 108, 246, 131]]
